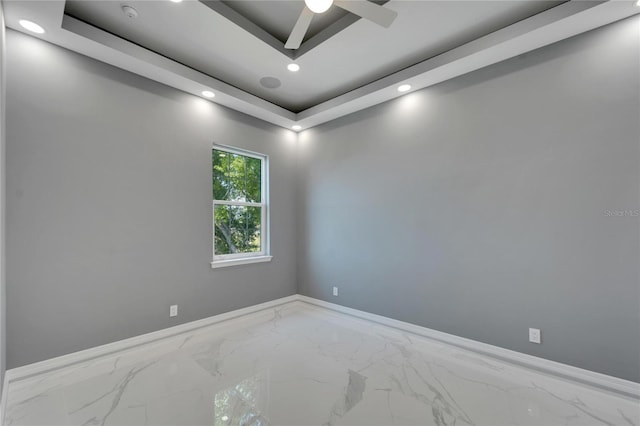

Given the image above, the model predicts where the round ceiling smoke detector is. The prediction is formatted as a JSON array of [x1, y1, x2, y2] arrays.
[[121, 5, 139, 19], [259, 77, 281, 89]]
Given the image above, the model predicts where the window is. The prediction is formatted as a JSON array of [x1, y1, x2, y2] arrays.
[[211, 145, 271, 268]]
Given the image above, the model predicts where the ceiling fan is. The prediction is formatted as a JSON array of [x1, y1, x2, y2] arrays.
[[285, 0, 397, 50]]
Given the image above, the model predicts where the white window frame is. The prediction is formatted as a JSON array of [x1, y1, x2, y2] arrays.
[[211, 144, 271, 268]]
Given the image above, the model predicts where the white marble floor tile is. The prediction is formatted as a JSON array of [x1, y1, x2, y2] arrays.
[[3, 303, 639, 425]]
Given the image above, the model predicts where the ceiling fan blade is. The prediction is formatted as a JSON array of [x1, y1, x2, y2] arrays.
[[285, 7, 315, 49], [334, 0, 397, 28]]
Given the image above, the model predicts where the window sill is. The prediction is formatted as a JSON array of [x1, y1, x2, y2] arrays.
[[211, 255, 273, 269]]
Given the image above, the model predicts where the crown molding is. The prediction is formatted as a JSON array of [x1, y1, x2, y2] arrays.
[[4, 1, 639, 131]]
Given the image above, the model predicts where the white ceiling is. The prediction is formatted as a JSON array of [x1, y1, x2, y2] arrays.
[[3, 0, 640, 130], [62, 0, 561, 111], [217, 0, 351, 44]]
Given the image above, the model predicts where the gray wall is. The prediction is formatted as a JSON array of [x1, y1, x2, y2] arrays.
[[0, 2, 6, 386], [5, 14, 640, 383], [5, 30, 297, 368], [297, 16, 640, 382]]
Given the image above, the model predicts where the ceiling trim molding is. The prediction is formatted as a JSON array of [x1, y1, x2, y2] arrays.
[[295, 0, 638, 128], [295, 0, 615, 127], [7, 1, 638, 132], [60, 14, 297, 127], [197, 0, 390, 60]]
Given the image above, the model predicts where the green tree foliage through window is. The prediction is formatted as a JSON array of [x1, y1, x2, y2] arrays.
[[212, 150, 261, 203], [213, 148, 264, 257]]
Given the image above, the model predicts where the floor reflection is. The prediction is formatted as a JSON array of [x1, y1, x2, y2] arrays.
[[3, 304, 638, 426], [215, 372, 270, 426]]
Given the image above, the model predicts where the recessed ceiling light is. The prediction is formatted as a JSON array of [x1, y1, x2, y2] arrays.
[[202, 91, 215, 98], [19, 20, 45, 34], [292, 125, 302, 131], [636, 0, 640, 6], [170, 0, 183, 2], [287, 63, 300, 72], [397, 84, 412, 93]]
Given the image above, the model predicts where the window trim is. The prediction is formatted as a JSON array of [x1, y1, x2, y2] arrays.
[[211, 144, 271, 268]]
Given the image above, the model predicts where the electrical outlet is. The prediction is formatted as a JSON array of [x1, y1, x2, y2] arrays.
[[333, 286, 338, 296], [529, 328, 541, 344], [170, 305, 178, 317]]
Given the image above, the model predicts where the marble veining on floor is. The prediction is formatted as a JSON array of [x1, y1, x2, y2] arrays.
[[3, 302, 639, 425]]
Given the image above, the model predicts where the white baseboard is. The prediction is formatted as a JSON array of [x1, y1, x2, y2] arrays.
[[0, 374, 8, 426], [296, 295, 640, 399], [3, 294, 298, 386], [2, 292, 637, 414]]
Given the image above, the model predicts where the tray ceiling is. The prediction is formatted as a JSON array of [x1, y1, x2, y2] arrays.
[[63, 0, 561, 112], [218, 0, 350, 44], [4, 0, 639, 130]]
